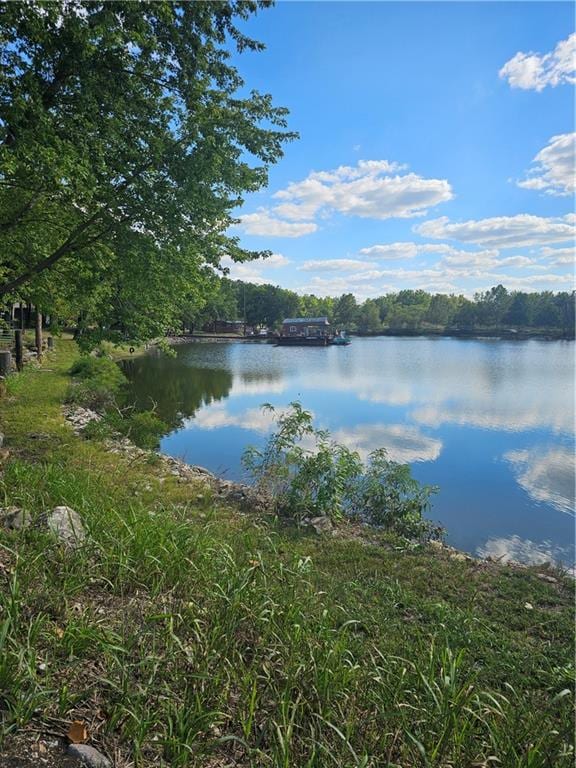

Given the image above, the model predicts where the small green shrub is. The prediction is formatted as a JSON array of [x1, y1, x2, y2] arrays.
[[82, 418, 117, 441], [243, 402, 439, 540], [351, 448, 441, 540], [69, 355, 127, 391], [122, 411, 168, 449], [66, 356, 127, 413], [64, 381, 117, 412], [103, 410, 168, 450]]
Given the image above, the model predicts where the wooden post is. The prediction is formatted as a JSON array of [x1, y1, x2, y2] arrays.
[[0, 351, 11, 377], [35, 309, 43, 362], [47, 336, 54, 350], [14, 329, 23, 371]]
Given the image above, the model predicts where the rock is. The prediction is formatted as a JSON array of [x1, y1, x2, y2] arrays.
[[191, 465, 215, 477], [67, 744, 111, 768], [309, 515, 332, 534], [27, 431, 50, 440], [449, 551, 469, 562], [47, 506, 86, 548], [0, 506, 31, 530], [536, 573, 558, 584], [524, 602, 534, 610]]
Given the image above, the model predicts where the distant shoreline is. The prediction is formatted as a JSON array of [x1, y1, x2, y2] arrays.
[[163, 328, 574, 345], [353, 328, 575, 341]]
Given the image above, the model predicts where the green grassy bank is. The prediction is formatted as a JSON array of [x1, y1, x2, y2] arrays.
[[0, 340, 573, 767]]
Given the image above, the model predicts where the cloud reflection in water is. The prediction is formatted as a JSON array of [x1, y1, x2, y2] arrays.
[[477, 534, 573, 569], [503, 447, 575, 515]]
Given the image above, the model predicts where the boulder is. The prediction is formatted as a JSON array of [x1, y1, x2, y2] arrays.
[[308, 515, 333, 534], [0, 506, 31, 530], [67, 744, 111, 768], [47, 506, 86, 548], [536, 572, 558, 584]]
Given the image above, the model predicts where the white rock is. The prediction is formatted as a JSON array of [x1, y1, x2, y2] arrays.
[[47, 506, 86, 548]]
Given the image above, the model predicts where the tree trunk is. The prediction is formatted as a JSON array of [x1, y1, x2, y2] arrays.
[[35, 309, 43, 362], [15, 329, 23, 371]]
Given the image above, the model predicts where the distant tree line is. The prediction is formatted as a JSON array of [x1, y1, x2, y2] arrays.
[[183, 279, 575, 338]]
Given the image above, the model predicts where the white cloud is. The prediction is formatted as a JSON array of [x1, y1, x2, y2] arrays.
[[499, 33, 576, 91], [504, 447, 575, 515], [238, 210, 317, 238], [220, 253, 291, 284], [477, 535, 571, 568], [332, 423, 442, 463], [359, 242, 521, 270], [272, 159, 453, 222], [296, 261, 573, 299], [540, 246, 575, 266], [517, 133, 575, 197], [359, 242, 420, 260], [474, 273, 574, 293], [299, 259, 375, 272], [416, 213, 575, 249], [296, 275, 396, 300]]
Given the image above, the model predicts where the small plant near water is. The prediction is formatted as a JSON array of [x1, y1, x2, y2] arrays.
[[101, 409, 168, 450], [243, 402, 439, 539], [66, 355, 128, 412], [66, 355, 167, 448]]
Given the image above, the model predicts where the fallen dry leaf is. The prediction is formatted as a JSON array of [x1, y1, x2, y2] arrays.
[[67, 720, 89, 744], [54, 626, 64, 639]]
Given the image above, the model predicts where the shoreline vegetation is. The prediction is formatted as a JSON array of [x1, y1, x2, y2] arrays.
[[171, 280, 575, 347], [161, 325, 575, 345], [0, 339, 573, 767]]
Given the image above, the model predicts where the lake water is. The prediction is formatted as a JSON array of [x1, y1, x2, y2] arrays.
[[122, 337, 575, 568]]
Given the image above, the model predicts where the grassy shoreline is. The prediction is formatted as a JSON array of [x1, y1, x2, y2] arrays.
[[0, 340, 573, 767]]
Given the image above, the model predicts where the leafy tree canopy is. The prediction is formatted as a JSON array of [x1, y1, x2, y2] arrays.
[[0, 0, 296, 342]]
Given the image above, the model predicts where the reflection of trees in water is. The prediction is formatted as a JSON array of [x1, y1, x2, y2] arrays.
[[239, 370, 283, 385], [120, 352, 233, 431]]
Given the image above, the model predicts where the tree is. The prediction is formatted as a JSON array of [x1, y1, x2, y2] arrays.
[[453, 298, 477, 328], [358, 300, 382, 332], [396, 289, 431, 310], [0, 1, 296, 341], [298, 293, 335, 320], [504, 292, 533, 328], [425, 294, 456, 326], [474, 285, 510, 326], [386, 303, 426, 330], [554, 291, 575, 335], [333, 293, 358, 328]]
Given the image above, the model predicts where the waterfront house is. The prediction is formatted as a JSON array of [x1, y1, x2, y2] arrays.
[[280, 317, 331, 339]]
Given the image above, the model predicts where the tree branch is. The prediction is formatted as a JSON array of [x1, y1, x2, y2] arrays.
[[0, 211, 102, 297]]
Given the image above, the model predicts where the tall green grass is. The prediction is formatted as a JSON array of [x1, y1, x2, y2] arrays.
[[0, 457, 573, 767], [0, 341, 573, 766]]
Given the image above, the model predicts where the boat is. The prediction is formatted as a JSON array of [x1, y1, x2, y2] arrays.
[[331, 333, 351, 346], [275, 317, 351, 347], [276, 316, 332, 346]]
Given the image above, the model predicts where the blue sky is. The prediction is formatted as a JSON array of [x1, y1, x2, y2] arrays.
[[223, 1, 575, 298]]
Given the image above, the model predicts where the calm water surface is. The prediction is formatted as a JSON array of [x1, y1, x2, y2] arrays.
[[122, 337, 575, 567]]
